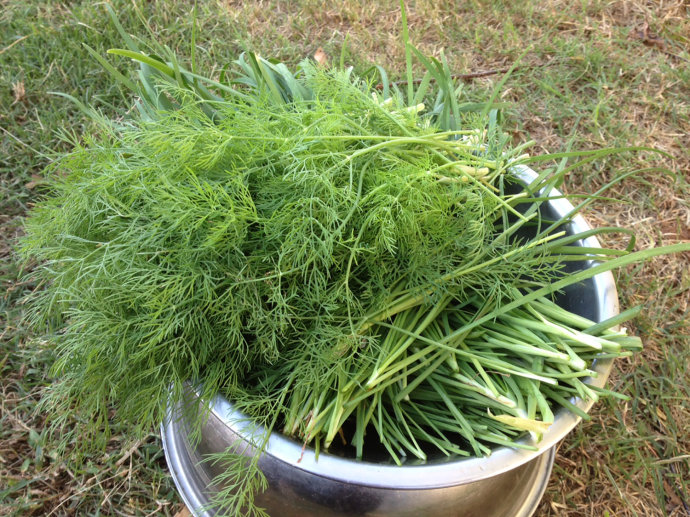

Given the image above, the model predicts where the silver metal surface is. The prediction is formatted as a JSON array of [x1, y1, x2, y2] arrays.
[[161, 165, 618, 516], [163, 403, 555, 517]]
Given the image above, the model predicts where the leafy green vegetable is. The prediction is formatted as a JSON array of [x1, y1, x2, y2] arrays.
[[19, 5, 690, 516]]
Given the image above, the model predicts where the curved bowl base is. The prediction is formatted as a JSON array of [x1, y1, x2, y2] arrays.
[[162, 404, 555, 517]]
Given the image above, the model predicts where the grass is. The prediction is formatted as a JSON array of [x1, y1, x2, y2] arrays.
[[1, 0, 688, 515]]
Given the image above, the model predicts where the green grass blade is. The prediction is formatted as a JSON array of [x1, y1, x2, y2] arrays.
[[83, 44, 138, 92], [107, 49, 175, 79]]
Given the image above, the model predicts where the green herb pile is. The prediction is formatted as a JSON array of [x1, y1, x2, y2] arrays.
[[19, 8, 690, 517]]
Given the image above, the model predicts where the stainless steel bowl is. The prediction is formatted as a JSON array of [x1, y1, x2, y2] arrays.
[[162, 166, 619, 516]]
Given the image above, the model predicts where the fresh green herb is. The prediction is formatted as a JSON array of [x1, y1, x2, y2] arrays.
[[19, 5, 690, 516]]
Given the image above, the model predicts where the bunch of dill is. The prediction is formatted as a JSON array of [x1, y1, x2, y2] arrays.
[[21, 63, 540, 443]]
